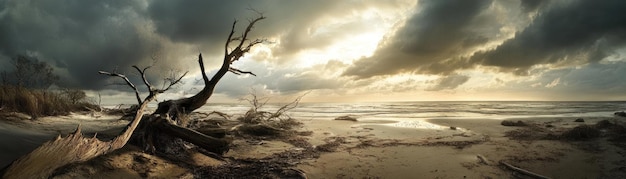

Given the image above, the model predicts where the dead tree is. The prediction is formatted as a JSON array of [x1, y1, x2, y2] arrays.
[[154, 16, 265, 120], [2, 15, 266, 179]]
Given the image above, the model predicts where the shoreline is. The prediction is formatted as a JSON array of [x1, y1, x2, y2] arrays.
[[1, 112, 625, 178]]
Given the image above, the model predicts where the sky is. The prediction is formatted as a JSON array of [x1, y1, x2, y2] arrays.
[[1, 0, 626, 104]]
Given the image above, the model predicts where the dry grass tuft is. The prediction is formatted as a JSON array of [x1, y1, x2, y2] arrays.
[[0, 85, 97, 118]]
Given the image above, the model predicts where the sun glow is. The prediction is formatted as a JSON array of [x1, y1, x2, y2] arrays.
[[287, 9, 405, 68], [292, 31, 383, 68]]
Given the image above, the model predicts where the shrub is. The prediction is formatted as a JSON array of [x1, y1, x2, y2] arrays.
[[236, 92, 307, 132]]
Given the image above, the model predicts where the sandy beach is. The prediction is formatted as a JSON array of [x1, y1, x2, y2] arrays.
[[294, 117, 625, 178], [1, 112, 625, 178]]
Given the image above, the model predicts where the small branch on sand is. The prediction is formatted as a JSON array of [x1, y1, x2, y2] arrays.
[[476, 154, 490, 165], [499, 160, 551, 179]]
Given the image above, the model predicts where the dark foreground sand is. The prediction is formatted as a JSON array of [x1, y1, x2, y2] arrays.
[[1, 112, 625, 178]]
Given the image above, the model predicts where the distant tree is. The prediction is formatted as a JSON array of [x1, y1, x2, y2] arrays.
[[62, 88, 87, 104], [1, 71, 8, 85], [6, 55, 59, 89], [0, 55, 94, 118]]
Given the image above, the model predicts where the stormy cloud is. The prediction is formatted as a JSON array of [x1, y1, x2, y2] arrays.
[[344, 0, 494, 78], [345, 0, 626, 79], [0, 0, 167, 89], [2, 0, 626, 101], [472, 0, 626, 74], [0, 0, 406, 91]]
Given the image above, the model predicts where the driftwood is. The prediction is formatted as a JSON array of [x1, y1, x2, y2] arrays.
[[476, 154, 491, 165], [3, 92, 156, 179], [2, 15, 266, 179], [151, 116, 230, 154], [500, 161, 551, 179], [196, 127, 228, 138]]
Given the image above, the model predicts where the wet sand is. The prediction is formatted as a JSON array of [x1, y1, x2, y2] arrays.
[[1, 113, 625, 178]]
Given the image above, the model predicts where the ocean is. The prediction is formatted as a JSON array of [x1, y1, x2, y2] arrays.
[[198, 101, 626, 121]]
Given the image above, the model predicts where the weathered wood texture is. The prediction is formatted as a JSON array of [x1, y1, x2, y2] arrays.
[[3, 95, 153, 179]]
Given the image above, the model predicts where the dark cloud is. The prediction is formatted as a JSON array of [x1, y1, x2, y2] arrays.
[[0, 0, 158, 89], [426, 74, 470, 91], [520, 0, 545, 12], [472, 0, 626, 74], [147, 0, 251, 45], [345, 0, 626, 80], [344, 0, 493, 78]]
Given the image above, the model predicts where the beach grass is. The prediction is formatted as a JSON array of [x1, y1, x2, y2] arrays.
[[0, 85, 98, 118]]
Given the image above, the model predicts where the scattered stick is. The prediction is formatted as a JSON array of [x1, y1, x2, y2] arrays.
[[476, 154, 491, 165], [499, 161, 551, 179], [209, 111, 232, 120]]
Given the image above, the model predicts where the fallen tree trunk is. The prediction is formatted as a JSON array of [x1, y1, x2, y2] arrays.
[[196, 127, 227, 138], [152, 116, 230, 154]]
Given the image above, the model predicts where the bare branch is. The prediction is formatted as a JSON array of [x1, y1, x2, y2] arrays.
[[268, 91, 309, 121], [132, 65, 153, 90], [155, 71, 187, 93], [240, 91, 269, 112], [236, 15, 266, 49], [243, 39, 267, 52], [229, 67, 257, 76], [225, 20, 238, 57], [98, 71, 142, 105], [220, 15, 266, 76], [198, 54, 210, 85], [246, 8, 264, 17], [208, 16, 265, 86]]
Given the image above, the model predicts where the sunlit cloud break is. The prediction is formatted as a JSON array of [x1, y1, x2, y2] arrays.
[[1, 0, 626, 102]]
